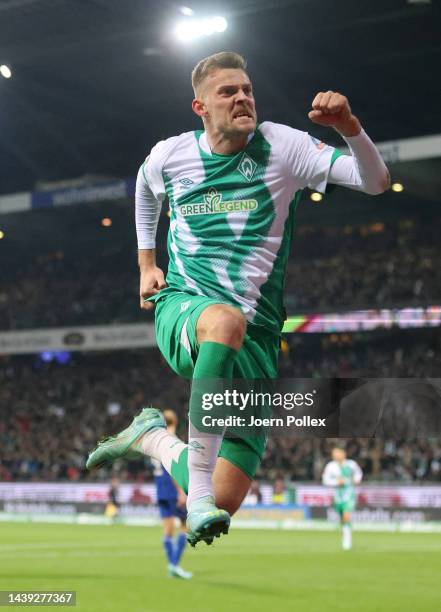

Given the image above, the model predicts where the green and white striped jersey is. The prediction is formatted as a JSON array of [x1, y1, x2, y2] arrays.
[[139, 121, 342, 334], [322, 459, 363, 505]]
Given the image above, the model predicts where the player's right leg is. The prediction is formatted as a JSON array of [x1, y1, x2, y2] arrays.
[[153, 292, 247, 544], [184, 303, 246, 545], [341, 510, 352, 550]]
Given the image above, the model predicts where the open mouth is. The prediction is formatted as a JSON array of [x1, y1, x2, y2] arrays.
[[233, 112, 253, 120]]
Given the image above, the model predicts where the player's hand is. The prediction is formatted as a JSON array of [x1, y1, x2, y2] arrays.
[[139, 266, 166, 310], [308, 91, 361, 137]]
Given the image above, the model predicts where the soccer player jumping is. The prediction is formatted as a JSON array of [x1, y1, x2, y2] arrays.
[[87, 52, 389, 546]]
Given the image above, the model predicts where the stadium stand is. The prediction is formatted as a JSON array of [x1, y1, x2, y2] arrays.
[[1, 327, 440, 483], [1, 217, 440, 329]]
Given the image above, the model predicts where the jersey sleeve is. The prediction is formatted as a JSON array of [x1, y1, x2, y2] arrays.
[[135, 162, 162, 249], [135, 137, 178, 249], [280, 124, 342, 193], [327, 129, 390, 195], [350, 461, 363, 485], [322, 462, 339, 486], [138, 137, 172, 202]]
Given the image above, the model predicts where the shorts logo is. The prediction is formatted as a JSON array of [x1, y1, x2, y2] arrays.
[[237, 153, 257, 182], [180, 300, 191, 312], [180, 188, 258, 217]]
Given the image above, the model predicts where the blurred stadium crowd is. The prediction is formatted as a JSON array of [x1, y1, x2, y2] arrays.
[[1, 328, 440, 483], [1, 218, 440, 330]]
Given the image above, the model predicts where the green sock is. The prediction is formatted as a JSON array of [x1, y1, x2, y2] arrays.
[[190, 341, 238, 429], [165, 344, 239, 496], [193, 341, 237, 379], [187, 341, 239, 507]]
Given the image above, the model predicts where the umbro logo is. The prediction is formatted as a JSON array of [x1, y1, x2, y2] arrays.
[[189, 441, 205, 453], [237, 153, 257, 182], [180, 300, 191, 312], [179, 177, 194, 187]]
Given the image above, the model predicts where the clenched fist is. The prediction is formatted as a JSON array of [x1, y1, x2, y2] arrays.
[[308, 91, 361, 137], [139, 266, 166, 310]]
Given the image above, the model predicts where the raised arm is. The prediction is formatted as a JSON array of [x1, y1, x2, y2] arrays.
[[309, 90, 390, 195]]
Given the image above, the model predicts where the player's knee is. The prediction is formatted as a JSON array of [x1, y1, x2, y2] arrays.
[[216, 308, 246, 344], [198, 305, 246, 348]]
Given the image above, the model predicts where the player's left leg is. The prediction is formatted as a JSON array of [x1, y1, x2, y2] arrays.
[[341, 510, 352, 550], [170, 527, 191, 579], [167, 505, 193, 579], [168, 509, 192, 579], [86, 409, 256, 534], [160, 513, 177, 575], [85, 412, 251, 513]]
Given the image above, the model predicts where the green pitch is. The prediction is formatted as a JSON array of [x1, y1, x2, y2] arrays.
[[1, 522, 440, 611]]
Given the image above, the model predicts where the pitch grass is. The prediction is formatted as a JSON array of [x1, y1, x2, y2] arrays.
[[1, 523, 440, 612]]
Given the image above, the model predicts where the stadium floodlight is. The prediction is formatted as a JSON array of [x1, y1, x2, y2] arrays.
[[391, 182, 404, 192], [180, 6, 194, 16], [0, 230, 4, 239], [0, 65, 12, 79], [101, 217, 112, 227], [310, 192, 323, 202], [211, 16, 227, 32], [174, 16, 228, 42]]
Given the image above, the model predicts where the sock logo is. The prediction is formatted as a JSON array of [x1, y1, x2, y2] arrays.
[[188, 441, 205, 453]]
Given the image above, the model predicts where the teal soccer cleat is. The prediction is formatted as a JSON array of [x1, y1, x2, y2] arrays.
[[86, 408, 165, 470], [186, 496, 230, 547]]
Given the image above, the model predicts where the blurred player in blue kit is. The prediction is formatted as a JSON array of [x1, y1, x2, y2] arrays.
[[152, 410, 192, 579]]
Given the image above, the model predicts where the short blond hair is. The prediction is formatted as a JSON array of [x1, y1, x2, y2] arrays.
[[191, 51, 247, 95]]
